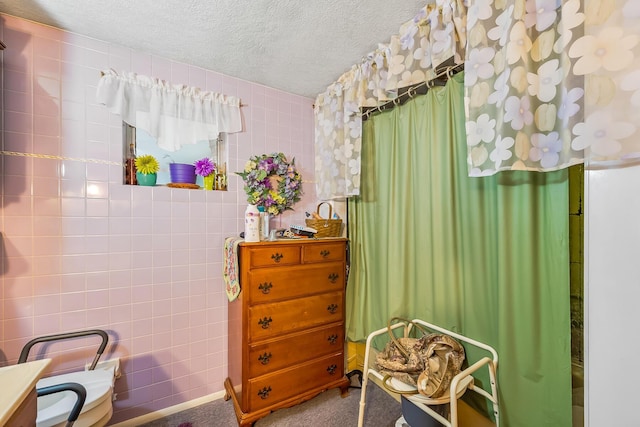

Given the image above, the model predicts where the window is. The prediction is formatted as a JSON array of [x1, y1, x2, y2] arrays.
[[123, 123, 228, 189]]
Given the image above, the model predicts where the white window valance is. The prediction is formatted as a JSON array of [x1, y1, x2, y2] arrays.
[[96, 69, 242, 151]]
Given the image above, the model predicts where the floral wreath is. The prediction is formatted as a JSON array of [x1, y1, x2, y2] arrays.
[[237, 152, 303, 215]]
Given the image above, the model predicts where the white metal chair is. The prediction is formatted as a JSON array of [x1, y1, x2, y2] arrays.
[[357, 318, 500, 427]]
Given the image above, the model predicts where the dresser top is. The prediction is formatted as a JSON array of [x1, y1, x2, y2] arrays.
[[239, 237, 347, 247]]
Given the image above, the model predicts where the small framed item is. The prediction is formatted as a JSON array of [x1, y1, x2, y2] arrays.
[[290, 225, 317, 237]]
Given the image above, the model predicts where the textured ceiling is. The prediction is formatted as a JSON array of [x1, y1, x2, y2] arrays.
[[0, 0, 429, 98]]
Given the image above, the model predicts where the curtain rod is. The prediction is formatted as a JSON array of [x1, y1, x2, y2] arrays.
[[361, 62, 464, 121]]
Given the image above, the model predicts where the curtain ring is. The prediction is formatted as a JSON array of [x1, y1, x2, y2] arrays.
[[393, 97, 401, 106], [407, 87, 414, 98], [447, 66, 454, 79]]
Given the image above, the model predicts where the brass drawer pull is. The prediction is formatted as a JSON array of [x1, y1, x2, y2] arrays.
[[327, 364, 337, 375], [258, 386, 272, 400], [258, 316, 273, 329], [271, 252, 284, 263], [320, 249, 330, 258], [258, 352, 272, 365], [327, 303, 338, 314], [328, 273, 339, 283], [258, 282, 273, 294], [328, 334, 338, 345]]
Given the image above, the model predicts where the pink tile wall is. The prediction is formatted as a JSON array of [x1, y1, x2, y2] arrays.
[[0, 14, 318, 423]]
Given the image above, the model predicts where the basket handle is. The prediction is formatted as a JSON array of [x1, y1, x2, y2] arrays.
[[316, 202, 333, 219]]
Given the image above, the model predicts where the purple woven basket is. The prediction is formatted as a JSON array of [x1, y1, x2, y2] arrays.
[[169, 163, 196, 184]]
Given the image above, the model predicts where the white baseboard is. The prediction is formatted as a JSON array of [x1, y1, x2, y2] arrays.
[[110, 390, 227, 426]]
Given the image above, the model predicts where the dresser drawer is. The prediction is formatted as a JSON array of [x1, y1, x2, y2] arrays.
[[246, 352, 344, 412], [247, 262, 345, 303], [248, 291, 344, 341], [302, 242, 346, 263], [246, 245, 301, 268], [248, 323, 344, 378]]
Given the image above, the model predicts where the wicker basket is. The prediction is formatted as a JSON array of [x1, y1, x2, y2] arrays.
[[305, 202, 343, 238]]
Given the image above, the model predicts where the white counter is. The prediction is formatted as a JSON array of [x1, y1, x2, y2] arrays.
[[0, 358, 51, 425]]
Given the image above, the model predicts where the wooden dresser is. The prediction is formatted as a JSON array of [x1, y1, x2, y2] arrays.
[[224, 238, 350, 426]]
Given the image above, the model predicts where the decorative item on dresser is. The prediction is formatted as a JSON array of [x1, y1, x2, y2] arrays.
[[224, 238, 350, 426]]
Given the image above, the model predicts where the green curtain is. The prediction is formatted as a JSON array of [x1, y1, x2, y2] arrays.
[[346, 73, 572, 427]]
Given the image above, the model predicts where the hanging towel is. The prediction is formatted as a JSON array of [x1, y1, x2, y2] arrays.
[[223, 236, 243, 302]]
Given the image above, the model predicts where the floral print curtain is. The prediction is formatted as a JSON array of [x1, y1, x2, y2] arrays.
[[315, 0, 640, 199], [466, 0, 640, 175], [313, 1, 467, 200]]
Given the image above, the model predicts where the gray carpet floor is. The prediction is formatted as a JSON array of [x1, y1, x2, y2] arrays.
[[139, 382, 402, 427]]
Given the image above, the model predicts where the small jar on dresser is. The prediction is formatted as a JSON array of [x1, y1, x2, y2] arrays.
[[224, 238, 350, 426]]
